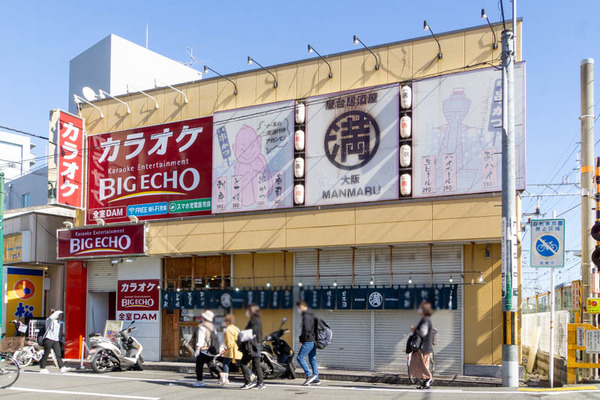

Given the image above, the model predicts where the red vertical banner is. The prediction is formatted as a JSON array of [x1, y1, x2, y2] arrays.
[[64, 261, 87, 359], [55, 110, 84, 208]]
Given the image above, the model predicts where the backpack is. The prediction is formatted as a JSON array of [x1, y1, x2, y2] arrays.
[[207, 327, 220, 355], [36, 325, 46, 346], [315, 318, 333, 349]]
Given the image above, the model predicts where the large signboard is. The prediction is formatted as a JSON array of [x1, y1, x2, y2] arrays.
[[530, 219, 565, 267], [86, 117, 213, 224], [3, 232, 31, 264], [412, 63, 526, 197], [305, 84, 400, 206], [5, 268, 43, 337], [117, 279, 159, 322], [50, 110, 85, 208], [57, 224, 146, 259], [212, 101, 294, 213]]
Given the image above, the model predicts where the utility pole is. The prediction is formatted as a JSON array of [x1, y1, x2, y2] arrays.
[[501, 1, 519, 387], [581, 58, 595, 376], [0, 172, 4, 336]]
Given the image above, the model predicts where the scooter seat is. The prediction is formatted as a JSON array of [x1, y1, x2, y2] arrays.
[[88, 332, 103, 338]]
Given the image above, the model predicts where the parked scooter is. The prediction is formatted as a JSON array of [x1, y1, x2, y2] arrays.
[[260, 318, 296, 379], [88, 321, 144, 373]]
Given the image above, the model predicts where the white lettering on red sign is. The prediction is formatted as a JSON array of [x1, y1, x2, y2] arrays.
[[56, 111, 84, 208], [69, 234, 131, 254]]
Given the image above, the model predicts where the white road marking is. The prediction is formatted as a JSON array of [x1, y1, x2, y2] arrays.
[[8, 386, 160, 399], [22, 370, 179, 383]]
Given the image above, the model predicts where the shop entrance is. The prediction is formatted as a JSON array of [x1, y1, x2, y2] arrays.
[[161, 255, 231, 361], [87, 292, 116, 334]]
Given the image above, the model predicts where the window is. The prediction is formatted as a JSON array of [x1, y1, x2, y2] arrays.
[[22, 193, 31, 208]]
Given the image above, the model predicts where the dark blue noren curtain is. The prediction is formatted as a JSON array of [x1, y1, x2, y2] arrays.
[[383, 288, 400, 309], [182, 291, 195, 309], [270, 290, 280, 309], [195, 290, 207, 309], [208, 290, 223, 309], [161, 290, 172, 310], [366, 288, 385, 310], [280, 289, 293, 309], [257, 290, 271, 309], [415, 287, 435, 306], [321, 288, 336, 310], [245, 290, 259, 307], [351, 288, 368, 310], [398, 287, 415, 309], [336, 288, 351, 310], [219, 291, 233, 309], [173, 291, 183, 309], [302, 289, 321, 309], [232, 290, 245, 309]]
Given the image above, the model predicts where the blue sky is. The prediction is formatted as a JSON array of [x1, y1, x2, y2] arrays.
[[0, 1, 599, 294]]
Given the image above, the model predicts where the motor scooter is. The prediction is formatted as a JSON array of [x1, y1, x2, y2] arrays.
[[260, 318, 296, 379], [88, 321, 144, 373]]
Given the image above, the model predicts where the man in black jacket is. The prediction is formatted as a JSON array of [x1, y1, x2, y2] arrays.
[[240, 304, 265, 390], [296, 300, 320, 386]]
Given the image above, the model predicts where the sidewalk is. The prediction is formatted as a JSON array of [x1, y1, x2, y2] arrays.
[[141, 360, 505, 387]]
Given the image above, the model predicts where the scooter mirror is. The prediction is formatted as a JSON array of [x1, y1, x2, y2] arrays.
[[282, 317, 287, 324]]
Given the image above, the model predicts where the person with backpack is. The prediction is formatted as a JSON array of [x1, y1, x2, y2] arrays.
[[39, 310, 69, 374], [193, 310, 219, 387], [409, 301, 434, 389], [239, 304, 265, 390], [220, 313, 242, 385], [296, 300, 320, 386]]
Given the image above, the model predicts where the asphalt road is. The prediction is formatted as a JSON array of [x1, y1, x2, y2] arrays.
[[2, 367, 600, 399]]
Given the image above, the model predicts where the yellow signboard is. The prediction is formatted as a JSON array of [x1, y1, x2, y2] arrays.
[[3, 234, 23, 263], [588, 298, 600, 314], [5, 267, 44, 337]]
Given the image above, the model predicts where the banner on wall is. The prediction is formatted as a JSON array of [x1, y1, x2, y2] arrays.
[[305, 84, 400, 206], [212, 101, 295, 213], [5, 268, 44, 336], [57, 223, 146, 259], [412, 63, 526, 197], [116, 279, 159, 321], [86, 117, 213, 224], [50, 110, 85, 208]]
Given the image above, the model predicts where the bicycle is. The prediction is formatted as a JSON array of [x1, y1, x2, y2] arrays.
[[0, 353, 20, 389], [406, 349, 435, 385]]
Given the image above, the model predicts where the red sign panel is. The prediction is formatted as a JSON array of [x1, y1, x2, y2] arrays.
[[117, 279, 159, 311], [57, 224, 146, 259], [86, 117, 213, 224], [55, 111, 85, 208]]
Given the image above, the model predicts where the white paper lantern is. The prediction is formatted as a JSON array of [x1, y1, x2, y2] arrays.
[[401, 85, 412, 109], [294, 184, 305, 205], [294, 157, 305, 178], [295, 102, 306, 124], [400, 145, 411, 167], [294, 129, 305, 151], [400, 174, 412, 196], [400, 115, 411, 138]]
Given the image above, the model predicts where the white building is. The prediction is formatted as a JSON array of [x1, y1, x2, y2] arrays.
[[0, 131, 35, 182], [69, 34, 202, 113]]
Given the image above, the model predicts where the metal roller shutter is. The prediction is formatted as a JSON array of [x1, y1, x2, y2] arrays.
[[373, 246, 463, 375], [294, 245, 463, 375], [88, 260, 118, 292]]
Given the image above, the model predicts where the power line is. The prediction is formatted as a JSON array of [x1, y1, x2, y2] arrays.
[[0, 125, 54, 144]]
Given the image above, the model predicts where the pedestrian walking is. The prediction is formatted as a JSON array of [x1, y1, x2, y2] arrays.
[[221, 313, 243, 385], [193, 310, 218, 387], [409, 301, 434, 389], [296, 300, 320, 386], [39, 310, 69, 374], [239, 304, 265, 390]]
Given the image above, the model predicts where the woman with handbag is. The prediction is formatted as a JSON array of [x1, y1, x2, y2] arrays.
[[409, 301, 434, 389], [239, 304, 265, 390], [220, 314, 242, 385]]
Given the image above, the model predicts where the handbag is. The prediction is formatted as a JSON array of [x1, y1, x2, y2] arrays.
[[405, 332, 423, 354]]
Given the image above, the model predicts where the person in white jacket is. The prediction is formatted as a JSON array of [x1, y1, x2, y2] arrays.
[[193, 310, 217, 387], [39, 310, 70, 374]]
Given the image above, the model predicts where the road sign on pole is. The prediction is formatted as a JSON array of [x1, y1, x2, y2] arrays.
[[530, 219, 566, 268]]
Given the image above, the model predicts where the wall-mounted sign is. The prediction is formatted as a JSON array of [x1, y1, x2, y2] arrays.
[[305, 84, 399, 206], [86, 117, 213, 224], [50, 110, 85, 208], [3, 232, 31, 264], [212, 101, 294, 213], [5, 268, 44, 337], [412, 64, 526, 197], [57, 223, 146, 259], [117, 279, 159, 321]]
